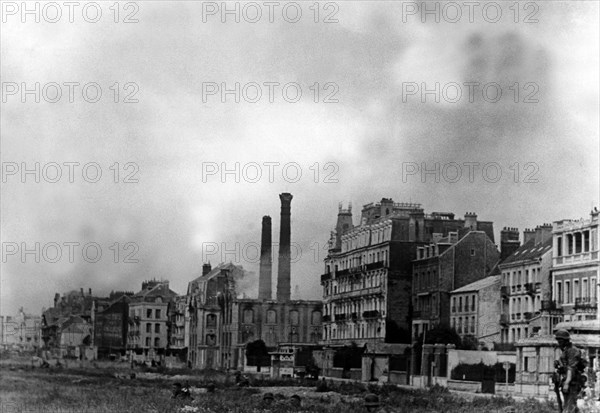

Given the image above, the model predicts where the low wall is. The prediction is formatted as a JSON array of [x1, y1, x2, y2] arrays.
[[447, 379, 481, 392], [495, 383, 515, 396], [389, 371, 409, 385], [514, 382, 550, 397], [324, 367, 361, 380]]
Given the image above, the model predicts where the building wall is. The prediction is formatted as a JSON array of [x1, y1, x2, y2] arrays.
[[413, 232, 499, 338], [1, 310, 42, 350], [94, 300, 129, 355], [478, 281, 502, 346], [551, 210, 599, 323]]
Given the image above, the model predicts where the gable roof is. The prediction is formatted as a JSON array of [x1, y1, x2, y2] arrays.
[[499, 237, 552, 267], [439, 230, 494, 258], [451, 275, 501, 294]]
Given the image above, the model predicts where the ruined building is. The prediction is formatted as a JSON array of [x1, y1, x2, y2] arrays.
[[186, 193, 322, 369]]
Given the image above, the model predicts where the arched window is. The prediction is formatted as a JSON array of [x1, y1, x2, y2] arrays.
[[267, 309, 277, 324], [290, 310, 299, 325], [311, 311, 322, 325], [243, 309, 254, 324]]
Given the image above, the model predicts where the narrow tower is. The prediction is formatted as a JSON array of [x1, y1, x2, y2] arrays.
[[277, 193, 293, 302], [258, 216, 272, 300]]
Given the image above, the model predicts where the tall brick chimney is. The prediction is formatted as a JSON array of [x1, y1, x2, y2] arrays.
[[277, 193, 293, 302], [535, 223, 553, 245], [500, 227, 520, 260], [523, 228, 535, 244], [258, 216, 272, 300]]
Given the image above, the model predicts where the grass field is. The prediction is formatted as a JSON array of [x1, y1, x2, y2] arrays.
[[0, 365, 561, 413]]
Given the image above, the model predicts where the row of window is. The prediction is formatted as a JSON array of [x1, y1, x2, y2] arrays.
[[556, 230, 593, 256], [341, 225, 391, 253], [451, 316, 476, 334], [240, 309, 322, 326], [323, 320, 384, 340], [506, 295, 541, 314], [324, 272, 385, 296], [451, 295, 477, 313], [414, 269, 438, 292], [502, 267, 541, 287], [325, 297, 385, 317], [130, 308, 162, 320], [327, 250, 389, 274], [554, 277, 597, 304], [144, 323, 162, 333]]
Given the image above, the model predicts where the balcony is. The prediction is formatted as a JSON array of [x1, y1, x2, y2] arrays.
[[501, 286, 509, 298], [336, 269, 350, 277], [321, 273, 331, 283], [335, 285, 383, 299], [363, 310, 380, 319], [451, 306, 456, 313], [574, 297, 598, 310], [366, 261, 385, 271], [351, 312, 358, 322], [554, 251, 598, 266], [523, 312, 533, 321], [335, 313, 346, 322], [500, 314, 509, 325], [525, 283, 536, 296], [322, 315, 331, 322]]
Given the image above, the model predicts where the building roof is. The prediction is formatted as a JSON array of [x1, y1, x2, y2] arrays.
[[516, 334, 600, 347], [451, 275, 500, 294], [190, 262, 243, 284], [499, 237, 552, 266], [133, 281, 178, 300], [555, 320, 600, 332]]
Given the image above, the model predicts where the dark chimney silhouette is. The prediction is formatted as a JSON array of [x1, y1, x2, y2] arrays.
[[202, 262, 212, 276], [500, 227, 520, 261], [277, 193, 293, 302], [258, 216, 272, 300]]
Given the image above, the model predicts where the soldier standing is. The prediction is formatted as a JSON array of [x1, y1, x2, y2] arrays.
[[555, 329, 583, 413]]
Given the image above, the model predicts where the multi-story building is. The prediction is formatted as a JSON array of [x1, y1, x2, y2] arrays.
[[499, 225, 553, 344], [320, 198, 496, 347], [0, 308, 42, 351], [412, 230, 500, 338], [93, 292, 132, 358], [551, 208, 599, 322], [450, 275, 501, 349], [166, 295, 187, 360], [126, 280, 178, 360]]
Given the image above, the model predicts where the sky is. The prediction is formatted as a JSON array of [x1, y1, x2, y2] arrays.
[[1, 1, 599, 316]]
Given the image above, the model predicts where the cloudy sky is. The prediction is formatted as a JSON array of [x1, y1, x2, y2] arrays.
[[1, 1, 598, 316]]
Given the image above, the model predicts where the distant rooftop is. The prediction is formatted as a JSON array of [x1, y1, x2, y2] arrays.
[[451, 275, 500, 294]]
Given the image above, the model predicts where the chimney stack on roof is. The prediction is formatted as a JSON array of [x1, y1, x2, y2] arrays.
[[202, 263, 212, 276], [500, 227, 520, 261], [535, 223, 553, 245]]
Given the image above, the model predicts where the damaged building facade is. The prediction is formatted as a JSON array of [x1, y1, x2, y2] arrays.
[[186, 193, 322, 370]]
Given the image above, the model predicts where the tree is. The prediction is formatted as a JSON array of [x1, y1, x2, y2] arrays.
[[245, 340, 270, 367], [422, 325, 462, 347], [385, 318, 412, 343]]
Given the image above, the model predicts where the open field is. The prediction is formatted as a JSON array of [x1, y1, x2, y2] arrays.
[[0, 365, 560, 413]]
